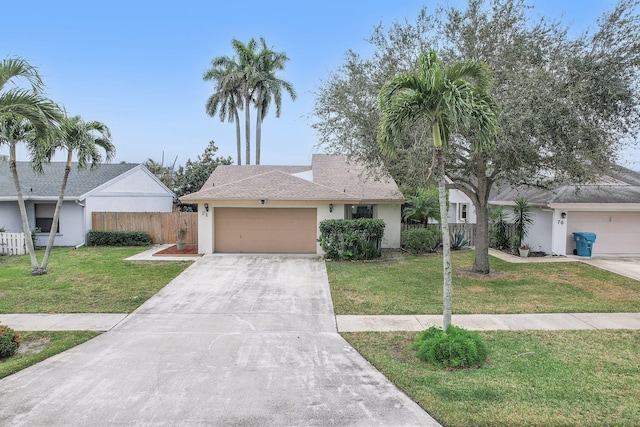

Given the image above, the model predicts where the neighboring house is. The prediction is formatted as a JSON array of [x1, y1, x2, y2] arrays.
[[0, 161, 174, 247], [489, 167, 640, 256], [181, 154, 404, 254], [447, 180, 477, 224]]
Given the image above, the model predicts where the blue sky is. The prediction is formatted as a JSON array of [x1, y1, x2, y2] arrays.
[[4, 0, 638, 170]]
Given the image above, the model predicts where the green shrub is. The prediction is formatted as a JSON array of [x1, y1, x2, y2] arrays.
[[411, 325, 488, 369], [450, 230, 469, 250], [86, 230, 152, 247], [0, 326, 20, 359], [401, 228, 441, 253], [318, 218, 385, 260]]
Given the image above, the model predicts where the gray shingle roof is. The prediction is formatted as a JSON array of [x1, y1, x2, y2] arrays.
[[0, 161, 138, 199], [181, 154, 404, 203], [489, 167, 640, 205]]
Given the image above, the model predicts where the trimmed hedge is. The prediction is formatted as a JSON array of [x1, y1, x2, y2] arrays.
[[0, 326, 20, 359], [401, 228, 441, 253], [411, 325, 488, 369], [86, 230, 152, 247], [318, 218, 385, 260]]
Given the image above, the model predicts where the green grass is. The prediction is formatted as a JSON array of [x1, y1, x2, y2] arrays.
[[343, 330, 640, 427], [0, 247, 191, 313], [327, 251, 640, 314], [0, 331, 99, 379]]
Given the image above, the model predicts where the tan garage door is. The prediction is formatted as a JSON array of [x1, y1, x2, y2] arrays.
[[567, 211, 640, 255], [214, 208, 317, 253]]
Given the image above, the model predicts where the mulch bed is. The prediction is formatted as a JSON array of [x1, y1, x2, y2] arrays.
[[152, 245, 200, 256]]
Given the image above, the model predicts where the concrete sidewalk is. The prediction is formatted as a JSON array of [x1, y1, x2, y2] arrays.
[[2, 312, 639, 332], [336, 313, 640, 332]]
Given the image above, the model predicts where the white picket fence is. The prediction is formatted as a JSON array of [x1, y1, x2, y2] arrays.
[[0, 232, 26, 256]]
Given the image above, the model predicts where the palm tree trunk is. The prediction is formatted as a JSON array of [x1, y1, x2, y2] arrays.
[[244, 94, 251, 165], [9, 146, 40, 272], [436, 147, 453, 331], [255, 98, 262, 165], [40, 149, 72, 271], [234, 108, 241, 165]]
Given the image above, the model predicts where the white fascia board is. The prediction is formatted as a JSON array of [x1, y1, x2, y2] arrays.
[[548, 203, 640, 211], [79, 164, 174, 200]]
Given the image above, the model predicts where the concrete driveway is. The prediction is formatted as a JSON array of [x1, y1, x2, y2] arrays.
[[581, 257, 640, 281], [0, 255, 439, 426]]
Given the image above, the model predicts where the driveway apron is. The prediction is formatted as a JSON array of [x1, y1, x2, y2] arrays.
[[0, 255, 439, 426]]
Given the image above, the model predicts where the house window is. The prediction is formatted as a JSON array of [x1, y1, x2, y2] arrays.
[[348, 205, 374, 219], [458, 203, 469, 222], [35, 204, 58, 233]]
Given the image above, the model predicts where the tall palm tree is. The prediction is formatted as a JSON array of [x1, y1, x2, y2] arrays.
[[378, 49, 498, 330], [0, 116, 41, 270], [1, 58, 62, 274], [252, 38, 296, 165], [204, 58, 243, 165], [38, 115, 114, 273]]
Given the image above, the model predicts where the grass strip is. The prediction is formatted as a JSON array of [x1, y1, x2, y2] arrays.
[[0, 331, 99, 379], [0, 247, 190, 313], [343, 329, 640, 427], [327, 251, 640, 314]]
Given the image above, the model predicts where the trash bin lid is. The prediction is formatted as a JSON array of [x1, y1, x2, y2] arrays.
[[573, 232, 597, 241]]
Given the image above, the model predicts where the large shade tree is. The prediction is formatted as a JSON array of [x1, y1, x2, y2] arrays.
[[0, 58, 61, 273], [37, 115, 114, 274], [313, 0, 640, 274], [378, 49, 498, 330]]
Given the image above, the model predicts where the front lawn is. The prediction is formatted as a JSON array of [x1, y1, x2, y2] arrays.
[[344, 330, 640, 427], [327, 251, 640, 314], [0, 331, 99, 379], [0, 247, 191, 313]]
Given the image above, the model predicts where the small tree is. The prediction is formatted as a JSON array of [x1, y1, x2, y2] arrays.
[[512, 197, 533, 249]]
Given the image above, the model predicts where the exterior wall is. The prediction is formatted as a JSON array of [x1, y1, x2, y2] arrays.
[[376, 204, 401, 248], [199, 201, 401, 254], [0, 202, 23, 232], [34, 202, 84, 247], [519, 207, 553, 254], [551, 209, 569, 256], [447, 189, 477, 224]]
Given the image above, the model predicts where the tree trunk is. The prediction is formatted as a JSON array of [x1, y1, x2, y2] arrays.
[[40, 149, 72, 272], [255, 99, 262, 165], [9, 146, 40, 272], [244, 93, 251, 165], [437, 147, 453, 331], [234, 108, 241, 165], [472, 157, 491, 274]]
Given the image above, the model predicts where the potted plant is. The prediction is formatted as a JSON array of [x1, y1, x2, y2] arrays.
[[519, 243, 530, 258], [176, 222, 188, 251]]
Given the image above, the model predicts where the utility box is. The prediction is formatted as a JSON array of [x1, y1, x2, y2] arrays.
[[573, 232, 597, 257]]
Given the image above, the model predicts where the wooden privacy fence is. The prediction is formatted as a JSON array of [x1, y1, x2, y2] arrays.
[[401, 222, 516, 247], [0, 232, 26, 256], [92, 212, 198, 245]]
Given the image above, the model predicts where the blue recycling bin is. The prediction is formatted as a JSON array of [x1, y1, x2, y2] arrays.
[[573, 232, 597, 257]]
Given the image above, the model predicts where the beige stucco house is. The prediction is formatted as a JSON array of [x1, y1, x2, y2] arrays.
[[181, 154, 404, 254]]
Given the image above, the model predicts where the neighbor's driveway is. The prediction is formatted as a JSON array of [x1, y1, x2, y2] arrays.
[[581, 257, 640, 281], [0, 254, 439, 426]]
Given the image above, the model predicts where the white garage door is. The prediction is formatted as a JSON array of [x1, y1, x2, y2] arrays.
[[567, 211, 640, 255], [214, 208, 317, 253]]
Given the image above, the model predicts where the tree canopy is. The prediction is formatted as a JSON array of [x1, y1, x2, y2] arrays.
[[313, 0, 640, 273]]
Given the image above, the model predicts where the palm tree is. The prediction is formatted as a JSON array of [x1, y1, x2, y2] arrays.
[[204, 58, 243, 165], [378, 49, 498, 330], [0, 58, 61, 138], [1, 58, 62, 274], [402, 187, 441, 226], [0, 116, 41, 270], [252, 38, 296, 165], [38, 115, 114, 273]]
